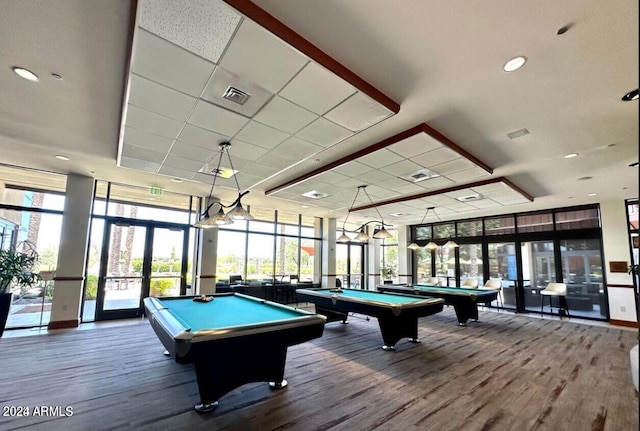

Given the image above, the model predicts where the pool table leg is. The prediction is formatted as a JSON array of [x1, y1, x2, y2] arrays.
[[316, 306, 349, 324], [378, 315, 419, 351], [452, 302, 478, 326], [269, 379, 288, 389], [195, 401, 219, 413]]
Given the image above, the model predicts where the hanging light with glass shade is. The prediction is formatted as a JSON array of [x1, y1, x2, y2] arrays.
[[337, 185, 392, 243], [407, 206, 435, 250], [194, 142, 253, 228]]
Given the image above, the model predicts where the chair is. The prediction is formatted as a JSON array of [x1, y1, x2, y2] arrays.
[[481, 279, 503, 309], [462, 278, 479, 289], [426, 277, 440, 286], [540, 282, 569, 319]]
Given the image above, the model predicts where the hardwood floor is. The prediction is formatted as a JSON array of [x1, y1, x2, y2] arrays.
[[0, 307, 637, 431]]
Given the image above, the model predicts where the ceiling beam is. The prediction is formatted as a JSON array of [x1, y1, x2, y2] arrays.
[[223, 0, 400, 114], [265, 123, 493, 196], [349, 176, 534, 212]]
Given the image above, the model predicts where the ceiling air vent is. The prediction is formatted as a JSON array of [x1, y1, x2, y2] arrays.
[[399, 168, 440, 184], [222, 86, 250, 105], [456, 193, 482, 202], [507, 128, 529, 139], [302, 190, 329, 199]]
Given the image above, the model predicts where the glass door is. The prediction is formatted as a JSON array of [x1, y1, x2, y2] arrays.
[[487, 242, 518, 310], [336, 242, 365, 289], [95, 222, 187, 320], [521, 240, 556, 313], [95, 222, 149, 320], [149, 227, 185, 298]]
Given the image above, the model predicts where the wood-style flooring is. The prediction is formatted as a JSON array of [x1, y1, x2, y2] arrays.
[[0, 306, 638, 431]]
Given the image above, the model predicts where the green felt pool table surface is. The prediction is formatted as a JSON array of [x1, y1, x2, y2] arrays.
[[311, 288, 432, 305], [156, 295, 303, 332]]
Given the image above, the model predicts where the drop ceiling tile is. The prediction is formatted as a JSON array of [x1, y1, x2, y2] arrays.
[[208, 154, 252, 171], [423, 195, 451, 206], [236, 173, 263, 189], [158, 165, 196, 180], [468, 199, 501, 209], [126, 105, 184, 139], [226, 139, 269, 162], [379, 159, 424, 177], [271, 136, 323, 160], [255, 152, 299, 170], [295, 117, 352, 147], [201, 66, 274, 117], [177, 124, 230, 151], [188, 100, 249, 136], [415, 176, 454, 189], [358, 148, 405, 169], [163, 155, 206, 171], [388, 133, 442, 158], [121, 143, 166, 163], [242, 162, 280, 178], [139, 0, 240, 63], [329, 177, 363, 190], [123, 126, 174, 152], [254, 96, 317, 134], [332, 161, 374, 177], [475, 182, 511, 193], [280, 62, 356, 115], [120, 156, 161, 173], [169, 141, 216, 161], [445, 189, 476, 199], [447, 167, 491, 182], [324, 92, 393, 132], [191, 172, 215, 183], [431, 158, 476, 176], [412, 146, 460, 168], [219, 19, 308, 93], [313, 171, 351, 185], [132, 29, 215, 97], [234, 121, 289, 150], [129, 74, 197, 121], [391, 183, 427, 195], [354, 170, 400, 186]]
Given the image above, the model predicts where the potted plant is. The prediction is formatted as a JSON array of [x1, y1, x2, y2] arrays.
[[0, 242, 41, 337], [381, 264, 396, 284]]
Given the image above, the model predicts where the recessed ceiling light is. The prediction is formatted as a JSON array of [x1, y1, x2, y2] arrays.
[[577, 176, 592, 181], [503, 56, 527, 72], [587, 193, 597, 197], [622, 89, 639, 101], [51, 73, 63, 80], [12, 67, 39, 82], [170, 178, 183, 183], [301, 205, 309, 208], [564, 153, 579, 159], [55, 155, 70, 161]]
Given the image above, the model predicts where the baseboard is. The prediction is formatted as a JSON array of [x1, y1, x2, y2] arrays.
[[609, 319, 639, 328], [48, 319, 80, 330]]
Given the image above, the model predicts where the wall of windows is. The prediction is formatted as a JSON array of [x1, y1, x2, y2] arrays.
[[1, 171, 66, 329], [216, 210, 321, 284], [409, 204, 607, 320]]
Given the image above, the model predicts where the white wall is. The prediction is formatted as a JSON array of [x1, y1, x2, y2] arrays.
[[600, 199, 637, 322]]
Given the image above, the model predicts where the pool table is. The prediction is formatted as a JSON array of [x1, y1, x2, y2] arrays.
[[377, 284, 499, 326], [143, 294, 326, 413], [295, 288, 444, 351]]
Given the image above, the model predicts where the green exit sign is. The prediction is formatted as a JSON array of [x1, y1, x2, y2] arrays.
[[150, 187, 163, 196]]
